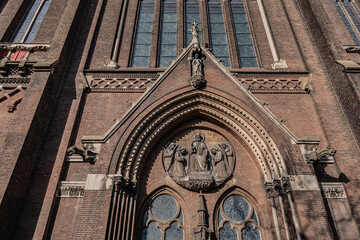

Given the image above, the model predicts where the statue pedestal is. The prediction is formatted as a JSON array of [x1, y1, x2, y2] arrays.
[[177, 171, 213, 191], [191, 74, 206, 89]]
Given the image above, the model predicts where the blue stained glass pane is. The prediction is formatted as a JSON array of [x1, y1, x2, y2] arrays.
[[135, 33, 153, 44], [163, 13, 177, 22], [209, 13, 224, 23], [137, 22, 154, 32], [143, 222, 162, 240], [241, 222, 261, 240], [133, 44, 151, 56], [223, 195, 250, 222], [212, 34, 228, 44], [162, 23, 176, 32], [240, 57, 257, 68], [212, 44, 229, 55], [151, 194, 178, 221], [12, 0, 52, 43], [238, 45, 255, 57], [234, 23, 250, 33], [185, 0, 201, 46], [161, 33, 177, 44], [233, 13, 247, 22], [219, 222, 239, 240], [132, 56, 150, 67], [160, 44, 176, 55], [236, 34, 253, 44], [165, 222, 184, 240]]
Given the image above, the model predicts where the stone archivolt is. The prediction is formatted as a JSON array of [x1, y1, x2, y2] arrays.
[[116, 91, 287, 184]]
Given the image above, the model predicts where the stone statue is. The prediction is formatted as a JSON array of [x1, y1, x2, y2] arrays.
[[67, 145, 97, 164], [190, 133, 209, 172], [192, 53, 203, 76], [163, 142, 177, 172], [172, 147, 187, 178], [210, 147, 227, 180]]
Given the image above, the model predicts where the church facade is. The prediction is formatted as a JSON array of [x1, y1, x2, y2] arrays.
[[0, 0, 359, 239]]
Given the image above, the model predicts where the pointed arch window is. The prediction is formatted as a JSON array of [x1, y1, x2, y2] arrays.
[[132, 0, 155, 67], [230, 0, 258, 67], [185, 0, 201, 46], [12, 0, 53, 43], [333, 0, 360, 45], [216, 193, 261, 240], [208, 0, 231, 67], [159, 0, 177, 67], [142, 194, 184, 240]]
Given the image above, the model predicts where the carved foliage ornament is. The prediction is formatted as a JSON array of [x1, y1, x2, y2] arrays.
[[162, 131, 235, 191]]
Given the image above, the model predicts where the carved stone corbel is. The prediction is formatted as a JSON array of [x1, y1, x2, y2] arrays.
[[305, 146, 336, 164], [67, 145, 98, 164]]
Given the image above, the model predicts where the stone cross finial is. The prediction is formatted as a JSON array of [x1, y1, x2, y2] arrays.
[[189, 21, 201, 44]]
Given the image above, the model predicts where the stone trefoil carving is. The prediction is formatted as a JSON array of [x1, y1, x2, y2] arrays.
[[162, 131, 235, 191], [189, 21, 206, 90]]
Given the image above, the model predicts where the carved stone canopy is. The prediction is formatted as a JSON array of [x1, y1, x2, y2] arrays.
[[162, 130, 235, 191]]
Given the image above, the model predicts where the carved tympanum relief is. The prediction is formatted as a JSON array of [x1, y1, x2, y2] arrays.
[[162, 130, 235, 191]]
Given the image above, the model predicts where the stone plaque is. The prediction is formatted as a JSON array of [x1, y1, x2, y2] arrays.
[[162, 130, 235, 191]]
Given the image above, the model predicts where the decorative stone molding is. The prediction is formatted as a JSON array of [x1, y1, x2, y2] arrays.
[[237, 76, 310, 93], [56, 181, 85, 198], [320, 182, 347, 199], [336, 60, 360, 73], [67, 145, 98, 164], [0, 43, 50, 52], [84, 73, 159, 92]]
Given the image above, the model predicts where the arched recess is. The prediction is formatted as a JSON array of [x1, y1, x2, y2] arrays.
[[115, 90, 288, 183]]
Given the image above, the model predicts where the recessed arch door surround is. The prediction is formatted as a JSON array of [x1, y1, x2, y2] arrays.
[[116, 90, 288, 183]]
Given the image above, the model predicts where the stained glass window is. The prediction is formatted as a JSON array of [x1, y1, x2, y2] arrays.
[[159, 0, 177, 67], [185, 0, 201, 46], [12, 0, 53, 43], [333, 0, 360, 45], [132, 0, 155, 67], [230, 0, 258, 67], [208, 0, 230, 67], [143, 194, 184, 240], [217, 193, 261, 240]]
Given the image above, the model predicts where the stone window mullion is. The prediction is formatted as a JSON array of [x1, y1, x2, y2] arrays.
[[150, 0, 162, 68], [200, 0, 210, 47], [222, 0, 240, 68]]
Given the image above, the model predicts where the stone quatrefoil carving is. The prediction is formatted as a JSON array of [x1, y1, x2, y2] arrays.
[[162, 132, 235, 191]]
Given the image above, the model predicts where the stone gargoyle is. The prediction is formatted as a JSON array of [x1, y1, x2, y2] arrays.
[[67, 145, 98, 165]]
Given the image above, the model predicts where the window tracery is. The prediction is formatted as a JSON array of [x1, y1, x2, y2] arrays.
[[142, 193, 184, 240], [216, 193, 261, 240]]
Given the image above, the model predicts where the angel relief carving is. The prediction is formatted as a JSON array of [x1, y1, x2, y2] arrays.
[[162, 132, 235, 191]]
